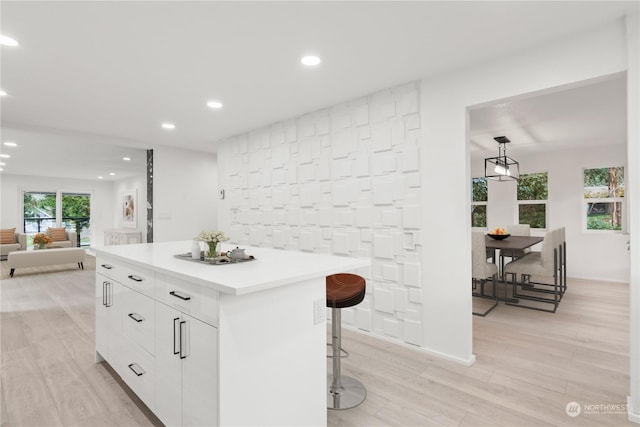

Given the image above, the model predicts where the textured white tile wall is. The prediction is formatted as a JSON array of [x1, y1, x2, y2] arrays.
[[218, 82, 423, 346]]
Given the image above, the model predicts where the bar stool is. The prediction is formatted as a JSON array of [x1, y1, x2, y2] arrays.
[[326, 273, 367, 410]]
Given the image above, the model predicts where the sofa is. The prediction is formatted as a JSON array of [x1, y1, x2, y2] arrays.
[[19, 228, 79, 249], [1, 228, 78, 260], [0, 229, 25, 260]]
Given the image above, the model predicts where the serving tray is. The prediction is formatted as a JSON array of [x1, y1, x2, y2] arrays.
[[174, 252, 256, 265]]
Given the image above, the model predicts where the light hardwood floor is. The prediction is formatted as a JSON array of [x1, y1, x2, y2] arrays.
[[1, 256, 632, 426]]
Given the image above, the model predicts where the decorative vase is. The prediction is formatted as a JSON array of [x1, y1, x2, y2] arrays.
[[205, 241, 218, 260], [37, 243, 45, 250], [191, 240, 201, 260]]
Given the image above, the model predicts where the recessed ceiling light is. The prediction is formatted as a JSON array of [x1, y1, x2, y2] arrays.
[[0, 154, 10, 158], [0, 168, 3, 172], [123, 156, 131, 161], [3, 141, 17, 147], [162, 123, 176, 130], [207, 100, 223, 109], [109, 172, 116, 176], [98, 176, 104, 179], [301, 55, 321, 66], [0, 90, 7, 97], [0, 162, 5, 166], [0, 35, 19, 47]]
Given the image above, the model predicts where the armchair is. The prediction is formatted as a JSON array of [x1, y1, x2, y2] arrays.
[[0, 229, 25, 260]]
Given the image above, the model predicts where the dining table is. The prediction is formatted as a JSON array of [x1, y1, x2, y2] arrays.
[[485, 234, 544, 279]]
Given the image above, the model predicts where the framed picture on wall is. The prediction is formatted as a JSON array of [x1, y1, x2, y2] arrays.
[[121, 190, 137, 228]]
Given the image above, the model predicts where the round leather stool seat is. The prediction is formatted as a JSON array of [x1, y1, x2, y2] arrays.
[[325, 273, 366, 410], [326, 273, 366, 309]]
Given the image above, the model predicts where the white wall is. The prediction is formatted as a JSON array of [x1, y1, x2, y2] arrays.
[[112, 175, 148, 243], [420, 19, 629, 363], [152, 146, 218, 242], [472, 144, 630, 283], [624, 10, 640, 424], [217, 82, 424, 346], [0, 173, 114, 246], [215, 19, 632, 366], [0, 147, 219, 247]]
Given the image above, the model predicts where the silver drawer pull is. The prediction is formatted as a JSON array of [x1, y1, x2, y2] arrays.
[[170, 290, 191, 301], [105, 282, 113, 307], [128, 275, 143, 282], [101, 264, 113, 270], [128, 363, 145, 376], [103, 281, 108, 306], [128, 313, 144, 323]]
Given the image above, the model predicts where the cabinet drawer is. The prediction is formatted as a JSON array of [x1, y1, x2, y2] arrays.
[[116, 263, 156, 298], [117, 339, 155, 411], [122, 288, 155, 356], [97, 256, 155, 297], [96, 258, 119, 281], [157, 275, 219, 327]]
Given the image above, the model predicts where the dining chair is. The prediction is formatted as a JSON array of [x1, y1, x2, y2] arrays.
[[539, 227, 567, 299], [503, 228, 560, 313], [472, 232, 499, 316], [519, 227, 567, 300], [558, 226, 567, 294]]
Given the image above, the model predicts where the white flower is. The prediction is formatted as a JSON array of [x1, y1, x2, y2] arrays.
[[195, 230, 230, 243]]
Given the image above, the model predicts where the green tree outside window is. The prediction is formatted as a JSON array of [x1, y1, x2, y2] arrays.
[[62, 193, 91, 246], [517, 172, 548, 228], [471, 177, 488, 228], [584, 167, 624, 231], [517, 172, 548, 200]]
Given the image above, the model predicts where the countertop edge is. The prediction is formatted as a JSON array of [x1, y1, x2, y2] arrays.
[[93, 244, 370, 296]]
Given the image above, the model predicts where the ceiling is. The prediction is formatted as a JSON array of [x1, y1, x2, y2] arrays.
[[0, 1, 636, 180], [469, 74, 628, 158]]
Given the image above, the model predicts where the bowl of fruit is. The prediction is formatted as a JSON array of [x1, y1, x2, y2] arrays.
[[487, 227, 510, 240]]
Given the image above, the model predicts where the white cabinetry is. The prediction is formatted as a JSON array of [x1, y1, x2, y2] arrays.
[[95, 273, 122, 361], [94, 242, 369, 426], [155, 302, 218, 427], [104, 229, 141, 246], [96, 255, 218, 427], [122, 285, 156, 356]]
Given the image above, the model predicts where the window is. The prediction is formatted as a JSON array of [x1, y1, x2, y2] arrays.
[[584, 167, 624, 231], [471, 177, 487, 228], [23, 191, 57, 233], [22, 190, 92, 247], [517, 172, 548, 229], [62, 192, 91, 246]]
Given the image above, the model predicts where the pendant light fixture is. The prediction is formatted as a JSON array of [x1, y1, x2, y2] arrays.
[[485, 136, 519, 181]]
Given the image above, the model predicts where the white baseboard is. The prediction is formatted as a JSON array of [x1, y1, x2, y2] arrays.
[[342, 324, 476, 366], [629, 396, 640, 424], [568, 274, 629, 284]]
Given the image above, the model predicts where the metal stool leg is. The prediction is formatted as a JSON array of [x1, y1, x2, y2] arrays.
[[328, 307, 366, 410]]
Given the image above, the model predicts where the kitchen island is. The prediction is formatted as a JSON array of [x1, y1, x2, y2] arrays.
[[93, 241, 369, 426]]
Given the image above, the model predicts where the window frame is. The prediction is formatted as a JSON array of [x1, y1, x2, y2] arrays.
[[582, 166, 625, 233], [22, 190, 58, 234], [20, 187, 94, 246], [471, 177, 488, 230], [516, 171, 548, 230]]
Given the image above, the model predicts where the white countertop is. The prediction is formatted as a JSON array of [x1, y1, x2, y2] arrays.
[[92, 241, 369, 296]]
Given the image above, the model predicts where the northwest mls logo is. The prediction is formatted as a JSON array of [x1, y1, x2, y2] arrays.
[[566, 401, 581, 417]]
